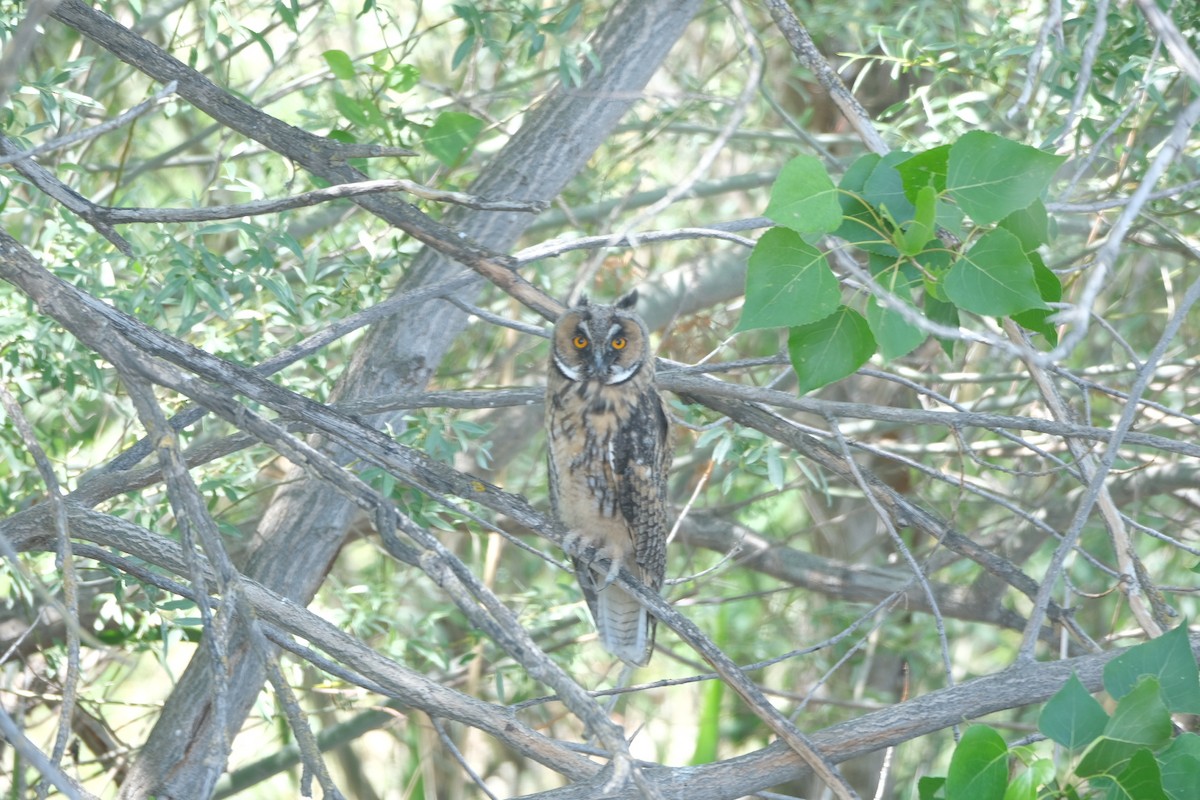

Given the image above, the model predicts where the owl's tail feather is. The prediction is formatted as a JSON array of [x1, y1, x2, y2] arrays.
[[594, 584, 655, 667]]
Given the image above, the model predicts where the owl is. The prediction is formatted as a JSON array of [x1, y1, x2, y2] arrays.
[[545, 290, 672, 666]]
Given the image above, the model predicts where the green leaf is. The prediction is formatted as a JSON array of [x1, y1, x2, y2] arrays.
[[788, 306, 876, 394], [333, 91, 370, 128], [1106, 676, 1173, 747], [896, 144, 950, 201], [1159, 733, 1200, 800], [863, 150, 917, 225], [935, 198, 966, 240], [865, 274, 925, 359], [947, 131, 1066, 225], [1099, 747, 1168, 800], [275, 0, 299, 32], [945, 725, 1009, 800], [835, 153, 897, 255], [925, 294, 960, 357], [451, 34, 476, 70], [840, 152, 881, 194], [386, 63, 420, 93], [1011, 254, 1062, 344], [764, 155, 843, 236], [247, 30, 275, 65], [944, 228, 1046, 317], [1104, 622, 1200, 714], [897, 184, 937, 256], [735, 228, 840, 331], [323, 49, 356, 80], [918, 776, 947, 800], [691, 604, 726, 765], [1039, 672, 1109, 750], [1003, 764, 1044, 800], [420, 111, 485, 167], [999, 199, 1050, 251], [1005, 758, 1055, 800], [766, 447, 785, 490], [1077, 677, 1172, 778]]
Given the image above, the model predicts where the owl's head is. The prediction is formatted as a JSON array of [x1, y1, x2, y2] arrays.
[[550, 290, 651, 385]]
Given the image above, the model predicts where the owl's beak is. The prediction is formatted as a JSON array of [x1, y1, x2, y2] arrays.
[[592, 350, 607, 376]]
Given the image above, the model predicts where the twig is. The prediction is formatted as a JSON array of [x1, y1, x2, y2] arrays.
[[1008, 0, 1062, 120], [763, 0, 889, 155], [617, 0, 763, 238], [0, 0, 63, 107], [0, 136, 133, 255], [515, 225, 758, 264], [0, 384, 83, 790], [95, 179, 548, 224], [1057, 35, 1167, 199], [827, 419, 955, 694], [96, 269, 482, 474], [111, 356, 235, 795], [1003, 319, 1162, 648], [0, 81, 179, 165], [588, 548, 857, 799], [1134, 0, 1200, 86], [0, 706, 95, 800], [526, 171, 777, 236], [431, 717, 500, 800], [1018, 269, 1200, 659], [262, 657, 346, 800], [659, 372, 1200, 460], [1047, 95, 1200, 363], [1053, 0, 1109, 147]]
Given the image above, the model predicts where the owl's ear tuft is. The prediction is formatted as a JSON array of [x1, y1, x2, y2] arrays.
[[576, 294, 591, 308], [616, 289, 639, 310]]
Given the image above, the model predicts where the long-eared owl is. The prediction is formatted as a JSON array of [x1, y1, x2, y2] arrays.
[[545, 290, 672, 666]]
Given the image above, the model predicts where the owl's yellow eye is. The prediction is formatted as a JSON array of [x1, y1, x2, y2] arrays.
[[611, 337, 627, 350], [572, 335, 589, 349]]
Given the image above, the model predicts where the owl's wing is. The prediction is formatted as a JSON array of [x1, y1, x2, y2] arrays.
[[613, 388, 671, 591]]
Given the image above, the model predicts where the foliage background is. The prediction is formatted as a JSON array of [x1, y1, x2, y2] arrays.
[[1, 0, 1199, 798]]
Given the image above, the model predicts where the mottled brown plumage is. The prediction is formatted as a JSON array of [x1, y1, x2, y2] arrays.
[[545, 290, 672, 666]]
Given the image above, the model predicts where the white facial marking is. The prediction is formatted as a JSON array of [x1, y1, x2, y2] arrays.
[[553, 350, 583, 381], [606, 361, 640, 384]]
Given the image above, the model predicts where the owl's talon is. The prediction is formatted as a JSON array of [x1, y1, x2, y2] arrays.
[[598, 553, 622, 589], [561, 530, 583, 558]]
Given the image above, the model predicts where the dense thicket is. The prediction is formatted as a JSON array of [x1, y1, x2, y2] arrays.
[[2, 2, 1199, 798]]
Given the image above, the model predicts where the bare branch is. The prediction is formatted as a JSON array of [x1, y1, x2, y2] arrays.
[[3, 504, 598, 783], [1019, 245, 1200, 659], [515, 223, 759, 265], [0, 136, 133, 255], [1047, 95, 1200, 363], [0, 0, 61, 107], [0, 385, 81, 788], [0, 706, 95, 800], [1134, 0, 1200, 87], [762, 0, 890, 155], [96, 179, 549, 224], [513, 634, 1200, 799], [0, 81, 179, 166]]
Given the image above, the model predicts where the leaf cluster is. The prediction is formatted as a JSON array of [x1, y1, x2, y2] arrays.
[[739, 132, 1065, 393], [922, 624, 1200, 800]]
